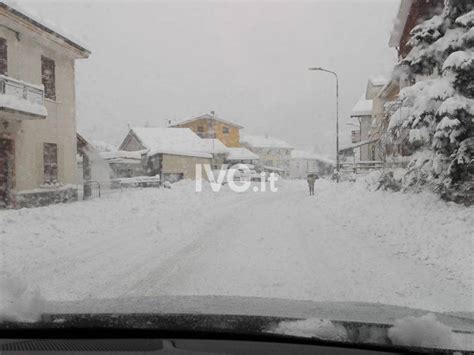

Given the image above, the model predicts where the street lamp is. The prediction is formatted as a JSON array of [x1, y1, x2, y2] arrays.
[[308, 67, 340, 182]]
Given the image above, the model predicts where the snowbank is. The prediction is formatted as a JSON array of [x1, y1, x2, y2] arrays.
[[272, 314, 463, 350], [388, 313, 458, 349], [323, 175, 473, 300]]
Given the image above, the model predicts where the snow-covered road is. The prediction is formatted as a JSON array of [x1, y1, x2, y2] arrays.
[[1, 178, 472, 313]]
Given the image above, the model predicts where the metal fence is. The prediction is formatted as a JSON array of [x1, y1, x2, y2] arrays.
[[82, 181, 101, 200], [340, 161, 385, 174]]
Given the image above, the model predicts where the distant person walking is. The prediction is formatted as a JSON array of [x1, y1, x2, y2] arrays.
[[307, 174, 317, 196]]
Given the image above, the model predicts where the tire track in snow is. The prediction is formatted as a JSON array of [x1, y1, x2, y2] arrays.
[[120, 189, 276, 297]]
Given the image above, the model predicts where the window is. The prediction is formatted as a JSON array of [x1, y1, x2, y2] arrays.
[[41, 56, 56, 100], [43, 143, 58, 183], [197, 126, 205, 138], [222, 126, 230, 134], [0, 38, 7, 75]]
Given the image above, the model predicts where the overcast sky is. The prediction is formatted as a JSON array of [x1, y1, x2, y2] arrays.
[[24, 0, 399, 156]]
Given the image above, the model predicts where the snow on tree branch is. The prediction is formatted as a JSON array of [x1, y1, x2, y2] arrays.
[[383, 1, 473, 194]]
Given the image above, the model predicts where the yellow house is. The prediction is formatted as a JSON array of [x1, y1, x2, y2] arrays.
[[170, 112, 243, 147], [0, 2, 90, 208]]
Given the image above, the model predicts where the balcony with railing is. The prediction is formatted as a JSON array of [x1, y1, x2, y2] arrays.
[[0, 75, 47, 120]]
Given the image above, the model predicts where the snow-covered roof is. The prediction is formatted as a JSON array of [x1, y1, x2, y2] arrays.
[[240, 134, 293, 149], [99, 150, 145, 165], [171, 113, 243, 129], [199, 139, 229, 154], [92, 140, 117, 153], [0, 1, 90, 58], [76, 132, 97, 153], [388, 0, 413, 48], [291, 150, 334, 165], [377, 79, 400, 100], [99, 150, 145, 161], [368, 75, 388, 87], [130, 127, 212, 159], [351, 95, 373, 116], [226, 147, 259, 161]]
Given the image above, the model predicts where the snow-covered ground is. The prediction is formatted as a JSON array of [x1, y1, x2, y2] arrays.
[[0, 178, 472, 313]]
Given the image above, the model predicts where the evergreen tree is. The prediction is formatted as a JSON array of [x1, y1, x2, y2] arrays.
[[385, 0, 473, 196]]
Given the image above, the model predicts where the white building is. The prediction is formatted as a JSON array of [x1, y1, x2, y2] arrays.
[[240, 134, 293, 176], [290, 150, 334, 179]]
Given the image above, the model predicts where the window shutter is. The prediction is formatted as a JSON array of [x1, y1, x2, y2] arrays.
[[0, 38, 7, 75]]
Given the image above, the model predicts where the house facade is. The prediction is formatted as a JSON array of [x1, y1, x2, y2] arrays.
[[347, 77, 387, 162], [370, 79, 404, 165], [0, 3, 90, 208], [119, 127, 212, 181], [170, 112, 243, 147], [77, 133, 114, 198], [240, 134, 293, 176], [369, 0, 445, 165], [388, 0, 444, 59]]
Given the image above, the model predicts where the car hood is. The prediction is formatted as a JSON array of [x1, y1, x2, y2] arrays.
[[42, 295, 473, 332]]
